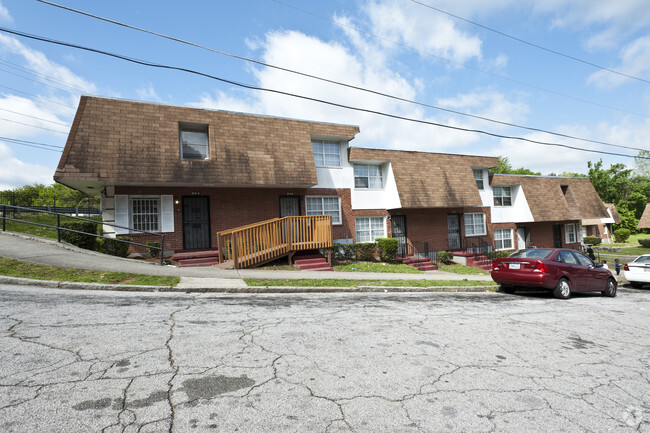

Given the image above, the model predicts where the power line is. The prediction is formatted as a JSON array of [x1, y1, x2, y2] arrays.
[[0, 107, 70, 127], [0, 136, 64, 152], [409, 0, 650, 85], [271, 0, 649, 119], [35, 0, 648, 152], [0, 58, 92, 94], [1, 26, 647, 161], [0, 84, 77, 111], [0, 115, 69, 134]]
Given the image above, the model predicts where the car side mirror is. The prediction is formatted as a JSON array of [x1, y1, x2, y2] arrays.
[[593, 263, 604, 268]]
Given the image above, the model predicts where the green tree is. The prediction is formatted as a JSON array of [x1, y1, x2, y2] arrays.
[[587, 160, 634, 204], [634, 150, 650, 178], [490, 156, 541, 175]]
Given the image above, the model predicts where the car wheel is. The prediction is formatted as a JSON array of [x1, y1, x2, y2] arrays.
[[553, 278, 571, 299], [500, 285, 515, 294], [602, 278, 617, 297], [630, 282, 643, 289]]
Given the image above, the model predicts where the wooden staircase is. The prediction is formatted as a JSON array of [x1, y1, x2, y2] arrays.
[[216, 215, 333, 269], [293, 250, 333, 271], [398, 254, 438, 271]]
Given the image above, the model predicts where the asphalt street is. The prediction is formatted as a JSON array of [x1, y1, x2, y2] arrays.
[[1, 284, 648, 432]]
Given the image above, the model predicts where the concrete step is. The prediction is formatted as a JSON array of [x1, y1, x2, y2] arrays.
[[176, 257, 220, 267]]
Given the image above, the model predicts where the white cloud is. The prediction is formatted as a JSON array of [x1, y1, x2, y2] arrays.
[[362, 0, 482, 64], [0, 141, 54, 190], [0, 1, 12, 24], [0, 94, 70, 136], [0, 34, 96, 95], [136, 83, 162, 102], [588, 36, 650, 88]]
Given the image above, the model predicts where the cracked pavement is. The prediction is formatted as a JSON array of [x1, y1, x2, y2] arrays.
[[0, 284, 648, 432]]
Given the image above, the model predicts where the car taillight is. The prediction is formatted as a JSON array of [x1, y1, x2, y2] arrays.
[[624, 264, 629, 271], [533, 261, 548, 273], [492, 260, 499, 271]]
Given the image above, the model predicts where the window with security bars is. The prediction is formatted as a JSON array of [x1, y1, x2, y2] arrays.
[[131, 198, 160, 232], [354, 164, 383, 189], [355, 216, 385, 243], [494, 228, 513, 250], [464, 213, 486, 236], [305, 196, 341, 224], [493, 186, 512, 206], [311, 140, 341, 167]]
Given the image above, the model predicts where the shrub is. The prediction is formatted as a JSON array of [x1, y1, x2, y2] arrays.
[[333, 243, 354, 261], [583, 236, 602, 246], [375, 238, 398, 262], [353, 242, 377, 261], [639, 239, 650, 248], [614, 228, 631, 243], [99, 237, 131, 257], [437, 251, 454, 264], [60, 221, 97, 250], [146, 241, 161, 258]]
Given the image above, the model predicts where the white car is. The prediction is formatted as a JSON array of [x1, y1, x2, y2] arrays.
[[624, 254, 650, 288]]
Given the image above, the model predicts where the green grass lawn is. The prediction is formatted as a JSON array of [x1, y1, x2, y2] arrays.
[[0, 257, 179, 286], [2, 214, 102, 240], [244, 278, 497, 287], [333, 261, 423, 273], [437, 263, 489, 275]]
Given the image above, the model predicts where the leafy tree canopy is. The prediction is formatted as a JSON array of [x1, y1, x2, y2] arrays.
[[490, 156, 541, 175], [0, 183, 99, 208]]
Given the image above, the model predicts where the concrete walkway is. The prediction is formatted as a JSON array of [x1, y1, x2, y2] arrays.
[[0, 231, 494, 291]]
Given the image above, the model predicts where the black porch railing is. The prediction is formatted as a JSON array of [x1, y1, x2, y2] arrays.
[[397, 238, 440, 264], [1, 204, 166, 265], [465, 237, 495, 268]]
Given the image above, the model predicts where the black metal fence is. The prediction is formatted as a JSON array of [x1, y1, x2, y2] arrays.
[[0, 193, 99, 216], [464, 237, 496, 267], [1, 204, 165, 265]]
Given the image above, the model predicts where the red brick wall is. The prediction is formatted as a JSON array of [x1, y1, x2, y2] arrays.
[[112, 186, 354, 251], [496, 221, 582, 250], [389, 207, 492, 251]]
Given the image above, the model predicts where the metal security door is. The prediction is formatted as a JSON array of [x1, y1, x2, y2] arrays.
[[553, 224, 562, 248], [448, 214, 461, 250], [391, 215, 407, 256], [182, 196, 210, 250], [279, 196, 300, 217]]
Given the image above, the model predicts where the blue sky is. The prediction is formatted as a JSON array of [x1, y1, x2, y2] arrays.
[[1, 0, 649, 190]]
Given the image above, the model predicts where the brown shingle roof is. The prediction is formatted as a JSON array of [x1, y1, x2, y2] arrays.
[[55, 96, 359, 188], [604, 203, 621, 223], [349, 147, 498, 208], [491, 175, 608, 222], [637, 204, 650, 228]]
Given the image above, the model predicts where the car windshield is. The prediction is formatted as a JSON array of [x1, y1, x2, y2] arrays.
[[633, 255, 650, 264], [509, 249, 553, 260]]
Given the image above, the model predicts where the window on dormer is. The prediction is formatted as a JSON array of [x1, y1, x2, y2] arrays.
[[180, 124, 209, 160], [473, 169, 484, 189], [354, 164, 383, 189], [312, 140, 340, 167]]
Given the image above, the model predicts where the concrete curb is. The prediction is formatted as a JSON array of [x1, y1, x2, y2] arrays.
[[0, 276, 497, 294]]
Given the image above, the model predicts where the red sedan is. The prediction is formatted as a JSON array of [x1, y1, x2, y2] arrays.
[[491, 248, 617, 299]]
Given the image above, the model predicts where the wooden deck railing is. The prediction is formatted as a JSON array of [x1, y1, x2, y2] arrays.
[[216, 215, 333, 269]]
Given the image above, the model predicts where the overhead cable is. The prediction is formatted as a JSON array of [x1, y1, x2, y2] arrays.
[[34, 0, 647, 152], [1, 26, 647, 160]]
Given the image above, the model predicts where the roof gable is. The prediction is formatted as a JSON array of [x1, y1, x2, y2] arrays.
[[55, 96, 359, 189], [491, 175, 608, 222], [349, 148, 498, 208]]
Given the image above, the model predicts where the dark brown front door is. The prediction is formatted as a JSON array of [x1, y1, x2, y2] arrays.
[[553, 224, 562, 248], [279, 196, 300, 217], [182, 196, 210, 250]]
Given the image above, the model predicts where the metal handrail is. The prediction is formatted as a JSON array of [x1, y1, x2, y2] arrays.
[[1, 204, 166, 265]]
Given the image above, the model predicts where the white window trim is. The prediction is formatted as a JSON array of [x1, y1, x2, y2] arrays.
[[565, 223, 577, 244], [114, 194, 174, 234], [464, 213, 486, 237], [312, 140, 341, 168], [305, 196, 342, 225], [353, 163, 384, 190], [355, 216, 387, 243], [493, 186, 512, 207], [494, 228, 514, 250]]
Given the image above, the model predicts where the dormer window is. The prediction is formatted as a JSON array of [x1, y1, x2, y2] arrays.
[[354, 164, 383, 189], [561, 185, 568, 195], [473, 169, 484, 190], [493, 186, 512, 206], [180, 123, 209, 160], [312, 140, 340, 167]]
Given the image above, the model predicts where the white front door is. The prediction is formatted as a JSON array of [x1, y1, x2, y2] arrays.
[[517, 228, 526, 250]]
